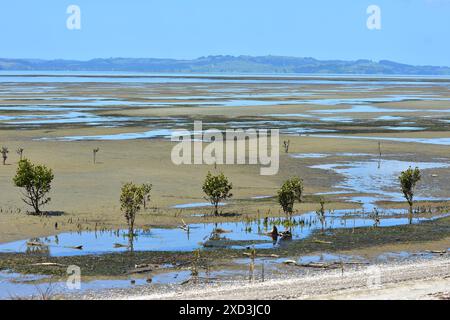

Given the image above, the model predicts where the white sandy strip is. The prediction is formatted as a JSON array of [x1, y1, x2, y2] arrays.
[[110, 257, 450, 300]]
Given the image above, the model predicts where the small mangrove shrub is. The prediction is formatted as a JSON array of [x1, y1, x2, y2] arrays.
[[399, 166, 421, 223], [120, 182, 145, 237], [202, 172, 233, 216], [13, 159, 54, 215], [277, 177, 303, 215], [315, 197, 326, 231]]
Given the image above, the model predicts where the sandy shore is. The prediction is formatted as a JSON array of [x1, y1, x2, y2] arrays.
[[96, 257, 450, 300]]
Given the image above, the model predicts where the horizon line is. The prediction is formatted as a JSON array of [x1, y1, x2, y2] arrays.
[[1, 55, 450, 68]]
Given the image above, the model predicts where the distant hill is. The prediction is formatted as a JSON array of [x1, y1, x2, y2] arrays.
[[1, 55, 450, 75]]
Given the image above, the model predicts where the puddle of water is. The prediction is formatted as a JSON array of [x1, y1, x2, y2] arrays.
[[316, 191, 353, 195], [0, 271, 54, 299], [302, 95, 450, 106], [0, 105, 97, 112], [317, 116, 354, 123], [49, 129, 175, 141], [336, 153, 372, 157], [381, 126, 424, 131], [290, 153, 371, 159], [0, 269, 195, 299], [265, 114, 354, 123], [266, 105, 448, 125], [290, 153, 328, 159], [296, 253, 366, 264], [52, 125, 335, 141], [236, 252, 366, 266], [374, 250, 444, 263], [376, 115, 405, 121], [235, 248, 447, 269], [4, 112, 141, 126], [0, 265, 263, 299], [0, 208, 447, 257], [282, 128, 337, 135], [208, 120, 300, 128], [312, 105, 450, 114], [310, 159, 449, 210], [172, 202, 227, 209], [312, 134, 450, 146]]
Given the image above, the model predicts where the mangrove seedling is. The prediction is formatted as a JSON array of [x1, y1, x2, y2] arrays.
[[283, 140, 290, 153], [315, 197, 326, 231], [93, 148, 100, 164], [13, 159, 54, 215], [277, 177, 303, 215], [141, 183, 152, 209], [202, 171, 233, 216], [16, 148, 24, 161], [371, 208, 380, 227], [120, 182, 145, 239], [399, 166, 421, 224], [1, 146, 9, 165]]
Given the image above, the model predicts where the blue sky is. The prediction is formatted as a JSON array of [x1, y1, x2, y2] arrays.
[[0, 0, 449, 66]]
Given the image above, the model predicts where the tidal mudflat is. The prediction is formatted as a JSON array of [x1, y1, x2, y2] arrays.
[[1, 73, 450, 299]]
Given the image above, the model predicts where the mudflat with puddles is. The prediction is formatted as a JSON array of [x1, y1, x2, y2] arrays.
[[0, 73, 449, 299]]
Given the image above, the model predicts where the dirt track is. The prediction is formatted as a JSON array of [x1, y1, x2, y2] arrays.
[[94, 257, 450, 300]]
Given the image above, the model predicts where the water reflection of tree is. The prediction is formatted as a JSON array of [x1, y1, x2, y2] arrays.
[[128, 233, 135, 253], [126, 229, 140, 253]]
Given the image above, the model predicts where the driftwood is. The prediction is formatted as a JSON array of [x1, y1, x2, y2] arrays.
[[26, 241, 47, 247], [135, 263, 160, 269], [279, 230, 292, 240], [126, 267, 154, 275], [113, 243, 129, 248], [427, 250, 447, 255], [299, 262, 341, 269], [214, 228, 231, 234], [179, 219, 190, 232], [342, 261, 369, 265], [127, 263, 161, 275], [202, 241, 227, 248], [287, 261, 340, 269], [65, 245, 83, 250]]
